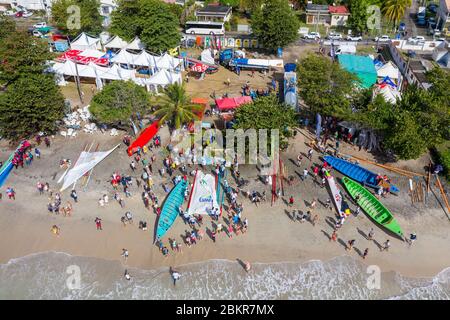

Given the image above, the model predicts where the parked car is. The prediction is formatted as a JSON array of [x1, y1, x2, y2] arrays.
[[407, 35, 425, 44], [22, 11, 33, 18], [33, 22, 47, 28], [4, 10, 17, 16], [328, 32, 343, 40], [303, 32, 321, 40], [374, 35, 391, 42], [32, 30, 43, 37], [346, 34, 362, 41]]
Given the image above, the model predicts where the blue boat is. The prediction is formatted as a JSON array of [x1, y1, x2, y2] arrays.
[[155, 179, 187, 242], [323, 155, 399, 193]]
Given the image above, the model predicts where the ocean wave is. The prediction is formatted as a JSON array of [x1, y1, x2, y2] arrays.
[[0, 252, 449, 299]]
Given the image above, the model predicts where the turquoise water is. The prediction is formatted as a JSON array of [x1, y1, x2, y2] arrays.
[[0, 252, 449, 299]]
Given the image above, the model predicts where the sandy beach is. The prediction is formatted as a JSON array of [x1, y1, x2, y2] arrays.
[[1, 125, 449, 282]]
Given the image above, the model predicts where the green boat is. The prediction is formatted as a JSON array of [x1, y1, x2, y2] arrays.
[[155, 179, 187, 242], [342, 177, 404, 238]]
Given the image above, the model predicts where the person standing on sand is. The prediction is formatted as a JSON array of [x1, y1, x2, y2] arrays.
[[51, 225, 60, 236], [381, 239, 390, 252], [362, 248, 369, 259], [70, 189, 78, 203], [367, 228, 374, 241], [95, 217, 102, 230], [311, 214, 319, 226], [288, 196, 294, 207], [6, 187, 15, 200], [302, 168, 309, 181], [124, 269, 131, 281], [407, 233, 417, 246], [244, 261, 251, 272], [330, 230, 338, 242], [346, 239, 355, 251], [121, 248, 129, 262], [296, 154, 303, 167]]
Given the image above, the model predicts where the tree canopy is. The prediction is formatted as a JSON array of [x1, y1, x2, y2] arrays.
[[0, 74, 65, 140], [153, 83, 202, 129], [51, 0, 103, 37], [250, 0, 300, 50], [0, 15, 16, 40], [90, 81, 150, 125], [347, 0, 369, 34], [0, 30, 52, 85], [110, 0, 181, 53], [233, 95, 297, 149], [297, 54, 359, 117], [382, 0, 412, 29]]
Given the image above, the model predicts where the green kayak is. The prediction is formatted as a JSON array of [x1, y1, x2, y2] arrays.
[[342, 177, 404, 238]]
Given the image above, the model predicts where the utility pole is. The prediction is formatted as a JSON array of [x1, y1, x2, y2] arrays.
[[72, 58, 84, 104]]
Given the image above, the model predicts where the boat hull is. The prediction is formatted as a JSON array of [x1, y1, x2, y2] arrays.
[[324, 155, 399, 193], [342, 177, 403, 238]]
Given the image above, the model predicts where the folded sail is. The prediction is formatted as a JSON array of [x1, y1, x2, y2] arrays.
[[187, 170, 219, 215], [60, 144, 119, 191]]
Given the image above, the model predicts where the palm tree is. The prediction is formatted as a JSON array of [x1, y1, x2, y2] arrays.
[[382, 0, 412, 30], [152, 83, 203, 129]]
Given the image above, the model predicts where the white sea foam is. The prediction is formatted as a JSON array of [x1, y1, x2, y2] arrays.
[[0, 252, 449, 299]]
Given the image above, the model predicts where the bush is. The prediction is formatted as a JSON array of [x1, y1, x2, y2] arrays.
[[435, 143, 450, 181]]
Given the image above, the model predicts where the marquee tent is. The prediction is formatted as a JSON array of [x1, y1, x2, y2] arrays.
[[110, 48, 138, 65], [146, 69, 182, 86], [376, 61, 400, 81], [373, 83, 401, 104], [52, 60, 135, 81], [126, 37, 145, 51], [133, 51, 159, 68], [200, 49, 215, 65], [104, 35, 129, 50], [214, 96, 252, 111], [338, 54, 377, 89], [156, 53, 183, 71], [70, 32, 102, 51]]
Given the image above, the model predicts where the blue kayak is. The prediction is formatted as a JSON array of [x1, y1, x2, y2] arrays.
[[323, 155, 399, 193], [155, 179, 187, 241]]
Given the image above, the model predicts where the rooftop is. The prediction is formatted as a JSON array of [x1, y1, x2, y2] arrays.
[[328, 5, 349, 15], [196, 4, 232, 14], [306, 4, 329, 12]]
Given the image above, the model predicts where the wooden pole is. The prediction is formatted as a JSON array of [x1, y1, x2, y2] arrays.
[[436, 175, 450, 214], [349, 155, 426, 177]]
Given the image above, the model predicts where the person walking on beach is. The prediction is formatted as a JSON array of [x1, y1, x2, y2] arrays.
[[381, 239, 390, 252], [296, 154, 303, 167], [311, 213, 319, 226], [244, 261, 251, 273], [6, 187, 15, 200], [367, 228, 374, 241], [330, 230, 338, 242], [124, 269, 131, 281], [307, 148, 314, 161], [51, 225, 60, 236], [95, 217, 102, 230], [407, 233, 417, 246], [362, 248, 369, 259], [70, 189, 78, 203], [302, 168, 309, 181], [346, 239, 355, 251], [310, 199, 317, 211], [121, 248, 129, 262], [170, 267, 181, 286]]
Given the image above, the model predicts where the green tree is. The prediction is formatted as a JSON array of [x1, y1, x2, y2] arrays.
[[239, 0, 263, 13], [0, 15, 16, 40], [110, 0, 142, 41], [110, 0, 180, 52], [347, 0, 369, 33], [51, 0, 103, 37], [220, 0, 240, 8], [233, 95, 297, 149], [153, 83, 202, 129], [297, 54, 359, 116], [250, 0, 300, 50], [138, 0, 181, 52], [0, 74, 65, 140], [381, 0, 412, 29], [90, 81, 150, 125], [0, 31, 52, 85]]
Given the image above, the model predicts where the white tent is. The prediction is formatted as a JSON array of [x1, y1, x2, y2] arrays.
[[126, 37, 145, 51], [377, 61, 400, 80], [52, 60, 97, 78], [110, 49, 138, 65], [133, 50, 159, 68], [104, 35, 129, 50], [88, 62, 135, 81], [79, 49, 106, 58], [52, 60, 135, 82], [156, 53, 183, 71], [70, 32, 101, 51], [60, 144, 120, 191], [200, 49, 215, 65], [147, 69, 181, 86], [373, 84, 401, 104]]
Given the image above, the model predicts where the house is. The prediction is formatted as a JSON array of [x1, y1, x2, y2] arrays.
[[195, 4, 232, 23], [432, 41, 450, 67], [436, 0, 450, 36], [306, 4, 329, 25], [329, 5, 349, 27], [99, 0, 117, 27], [306, 4, 349, 26]]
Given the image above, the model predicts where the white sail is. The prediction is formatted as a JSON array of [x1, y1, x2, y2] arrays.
[[187, 170, 219, 215], [324, 169, 344, 216], [60, 144, 119, 191]]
